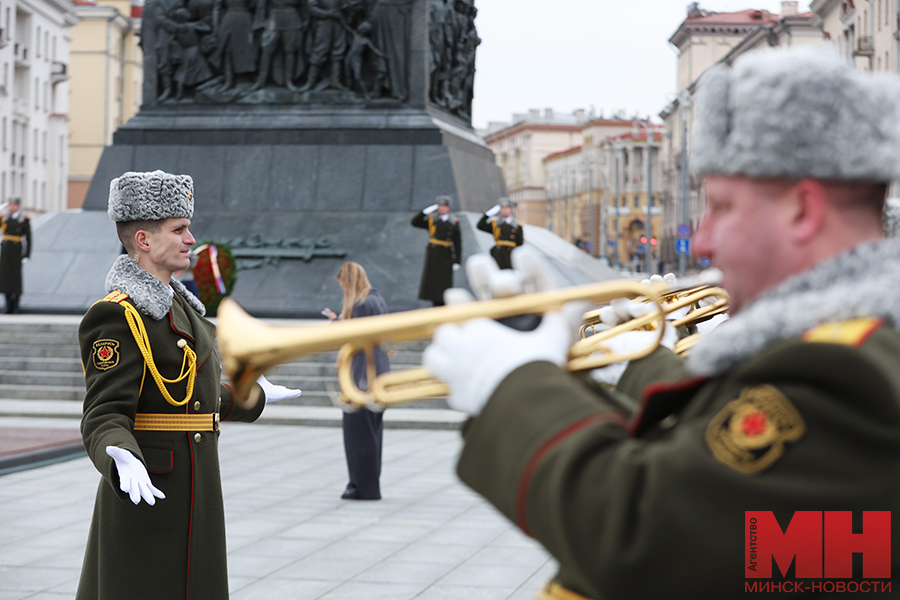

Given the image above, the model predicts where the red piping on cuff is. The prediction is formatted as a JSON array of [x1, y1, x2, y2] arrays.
[[516, 412, 627, 536], [221, 383, 234, 420]]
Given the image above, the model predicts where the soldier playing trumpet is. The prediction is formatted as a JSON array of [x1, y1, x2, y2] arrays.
[[424, 47, 900, 598]]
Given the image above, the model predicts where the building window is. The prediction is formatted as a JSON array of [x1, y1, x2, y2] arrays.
[[58, 134, 63, 165], [51, 36, 55, 61], [2, 118, 6, 151], [41, 130, 45, 162], [35, 26, 39, 58], [33, 78, 38, 109], [43, 31, 47, 61]]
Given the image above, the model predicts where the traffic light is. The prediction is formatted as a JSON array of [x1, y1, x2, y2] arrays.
[[650, 237, 658, 247], [640, 235, 648, 244]]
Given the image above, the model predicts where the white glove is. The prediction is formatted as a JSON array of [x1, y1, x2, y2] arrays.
[[22, 257, 29, 264], [485, 204, 501, 217], [589, 325, 679, 387], [424, 303, 586, 416], [452, 263, 460, 272], [422, 203, 439, 215], [696, 313, 729, 335], [257, 375, 302, 403], [106, 446, 166, 506]]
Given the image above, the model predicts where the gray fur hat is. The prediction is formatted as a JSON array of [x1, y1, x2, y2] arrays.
[[692, 45, 900, 183], [108, 170, 194, 222], [435, 195, 452, 207]]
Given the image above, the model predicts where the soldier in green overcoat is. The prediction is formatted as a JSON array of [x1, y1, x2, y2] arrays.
[[477, 197, 523, 270], [77, 170, 299, 600], [423, 48, 900, 598], [0, 198, 31, 313], [412, 195, 462, 306]]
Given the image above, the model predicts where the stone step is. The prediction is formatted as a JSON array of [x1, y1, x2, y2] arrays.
[[0, 356, 83, 372], [0, 371, 86, 387], [0, 331, 80, 345], [0, 384, 84, 402], [0, 344, 81, 359]]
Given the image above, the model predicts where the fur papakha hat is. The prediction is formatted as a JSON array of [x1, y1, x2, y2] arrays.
[[108, 170, 194, 223], [691, 45, 900, 183]]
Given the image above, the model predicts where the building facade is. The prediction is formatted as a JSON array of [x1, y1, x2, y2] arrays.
[[481, 109, 587, 227], [0, 0, 77, 213], [67, 0, 141, 208], [658, 2, 820, 272], [543, 121, 662, 268], [810, 0, 900, 72]]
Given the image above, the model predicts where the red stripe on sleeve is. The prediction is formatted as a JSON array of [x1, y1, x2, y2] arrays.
[[515, 412, 627, 536]]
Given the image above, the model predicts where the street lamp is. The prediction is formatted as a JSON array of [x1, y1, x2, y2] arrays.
[[678, 91, 692, 277], [613, 139, 623, 269], [632, 120, 657, 274]]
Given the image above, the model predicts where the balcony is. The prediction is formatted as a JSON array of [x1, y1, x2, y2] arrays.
[[14, 43, 29, 68], [51, 61, 67, 85], [854, 36, 874, 56]]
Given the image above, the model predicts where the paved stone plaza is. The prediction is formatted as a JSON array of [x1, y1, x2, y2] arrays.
[[0, 417, 556, 600]]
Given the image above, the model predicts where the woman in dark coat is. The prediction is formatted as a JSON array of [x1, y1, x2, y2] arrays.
[[325, 262, 390, 499]]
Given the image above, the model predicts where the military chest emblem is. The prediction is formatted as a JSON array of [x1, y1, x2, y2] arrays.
[[705, 385, 805, 475], [92, 339, 120, 371]]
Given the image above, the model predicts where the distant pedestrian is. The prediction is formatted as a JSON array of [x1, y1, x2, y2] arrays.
[[411, 196, 461, 306], [477, 197, 523, 269], [324, 262, 390, 500], [0, 198, 31, 314]]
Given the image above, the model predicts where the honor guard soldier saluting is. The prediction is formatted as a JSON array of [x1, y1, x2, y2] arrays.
[[411, 195, 461, 306], [424, 46, 900, 598], [477, 197, 523, 270], [76, 170, 299, 600], [0, 198, 30, 314]]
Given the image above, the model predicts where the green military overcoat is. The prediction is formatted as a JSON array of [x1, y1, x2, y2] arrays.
[[457, 238, 900, 598], [0, 212, 31, 294], [77, 256, 265, 600], [412, 210, 462, 304], [477, 213, 523, 270]]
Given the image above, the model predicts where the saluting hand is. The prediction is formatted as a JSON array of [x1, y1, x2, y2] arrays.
[[422, 203, 439, 215]]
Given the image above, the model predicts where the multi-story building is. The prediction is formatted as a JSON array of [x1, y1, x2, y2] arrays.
[[481, 108, 587, 227], [658, 2, 820, 272], [0, 0, 77, 213], [811, 0, 898, 72], [543, 120, 662, 268], [68, 0, 141, 207]]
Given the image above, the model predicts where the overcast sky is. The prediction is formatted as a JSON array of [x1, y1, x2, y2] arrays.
[[471, 1, 812, 128]]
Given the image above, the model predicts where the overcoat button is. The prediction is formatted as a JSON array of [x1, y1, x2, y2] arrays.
[[194, 433, 202, 443], [177, 339, 187, 349], [193, 401, 201, 411]]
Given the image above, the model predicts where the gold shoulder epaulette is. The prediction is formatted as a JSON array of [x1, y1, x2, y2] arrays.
[[801, 317, 883, 347], [94, 290, 130, 306]]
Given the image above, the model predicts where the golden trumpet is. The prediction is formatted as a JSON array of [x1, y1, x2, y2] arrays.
[[580, 285, 729, 340], [216, 279, 668, 409]]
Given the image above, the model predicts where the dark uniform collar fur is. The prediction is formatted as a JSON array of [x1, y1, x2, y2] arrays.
[[105, 254, 206, 320], [688, 237, 900, 377]]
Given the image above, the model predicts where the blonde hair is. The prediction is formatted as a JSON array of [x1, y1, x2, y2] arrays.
[[337, 262, 372, 320]]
